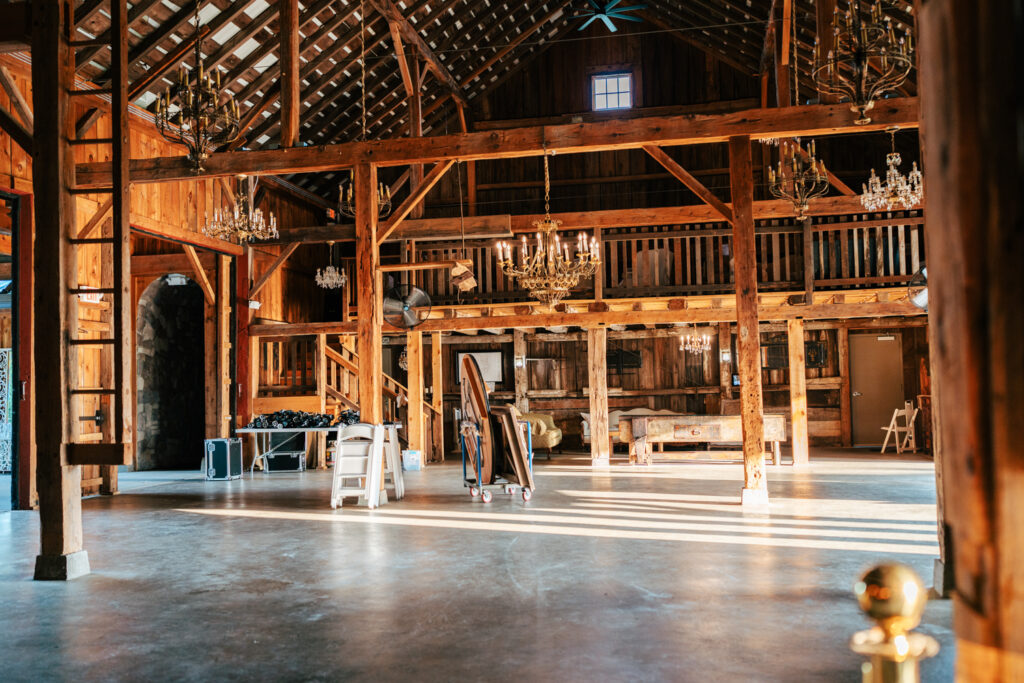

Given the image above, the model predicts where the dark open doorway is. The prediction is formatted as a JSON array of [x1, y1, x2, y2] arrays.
[[135, 274, 205, 470]]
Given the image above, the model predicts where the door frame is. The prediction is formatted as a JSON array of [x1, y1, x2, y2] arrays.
[[849, 330, 905, 447]]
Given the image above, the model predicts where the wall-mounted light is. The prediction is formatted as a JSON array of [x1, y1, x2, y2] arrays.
[[165, 273, 189, 287], [514, 356, 526, 369], [720, 349, 732, 363]]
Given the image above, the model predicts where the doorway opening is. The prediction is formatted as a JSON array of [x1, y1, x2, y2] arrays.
[[850, 333, 905, 447], [135, 274, 205, 470]]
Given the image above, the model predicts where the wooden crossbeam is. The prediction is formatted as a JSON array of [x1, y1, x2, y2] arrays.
[[0, 65, 31, 129], [0, 101, 31, 154], [249, 242, 300, 299], [390, 24, 415, 97], [183, 245, 215, 305], [367, 0, 468, 108], [74, 108, 103, 139], [126, 25, 209, 102], [75, 197, 113, 240], [642, 145, 734, 223], [378, 259, 471, 273], [75, 99, 920, 186], [377, 159, 455, 244]]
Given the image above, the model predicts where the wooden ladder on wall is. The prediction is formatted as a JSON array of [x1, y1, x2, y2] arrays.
[[64, 0, 132, 491]]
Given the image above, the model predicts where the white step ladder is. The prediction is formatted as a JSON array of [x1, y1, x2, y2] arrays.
[[330, 423, 405, 509]]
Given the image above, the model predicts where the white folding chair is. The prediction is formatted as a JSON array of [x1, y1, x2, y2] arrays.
[[880, 401, 920, 454], [382, 424, 405, 501], [330, 423, 386, 509]]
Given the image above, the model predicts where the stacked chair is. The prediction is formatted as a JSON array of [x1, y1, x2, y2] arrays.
[[330, 423, 405, 509]]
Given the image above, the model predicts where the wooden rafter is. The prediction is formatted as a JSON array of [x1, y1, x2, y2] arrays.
[[280, 0, 301, 148], [126, 25, 210, 102], [249, 242, 301, 299], [377, 159, 455, 244], [642, 145, 734, 223], [0, 65, 31, 129], [0, 101, 31, 154], [183, 244, 215, 306]]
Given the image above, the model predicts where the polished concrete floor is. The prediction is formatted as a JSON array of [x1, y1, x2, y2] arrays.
[[0, 450, 953, 682]]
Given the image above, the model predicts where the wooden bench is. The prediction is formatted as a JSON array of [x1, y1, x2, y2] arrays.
[[619, 414, 788, 466]]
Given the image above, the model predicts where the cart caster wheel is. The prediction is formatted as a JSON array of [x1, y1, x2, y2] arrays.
[[522, 488, 532, 502], [469, 487, 479, 498], [481, 490, 493, 503], [505, 485, 516, 495]]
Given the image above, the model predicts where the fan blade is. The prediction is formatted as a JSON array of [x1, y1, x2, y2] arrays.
[[610, 11, 645, 22], [587, 0, 602, 9], [920, 266, 927, 281], [611, 4, 649, 11], [600, 14, 618, 32], [606, 0, 624, 9], [404, 288, 431, 310], [383, 297, 405, 314], [577, 15, 599, 30], [403, 309, 420, 328]]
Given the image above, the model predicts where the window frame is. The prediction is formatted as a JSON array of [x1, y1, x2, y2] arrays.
[[591, 71, 634, 112]]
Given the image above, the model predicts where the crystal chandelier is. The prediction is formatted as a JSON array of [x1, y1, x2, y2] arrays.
[[315, 241, 347, 289], [155, 0, 239, 173], [812, 0, 914, 125], [203, 174, 278, 242], [861, 128, 923, 211], [768, 139, 830, 219], [398, 347, 408, 371], [679, 325, 713, 354], [337, 0, 392, 220], [496, 154, 600, 307]]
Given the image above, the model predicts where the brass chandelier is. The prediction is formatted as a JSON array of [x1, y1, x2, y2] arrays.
[[679, 325, 713, 355], [812, 0, 914, 125], [203, 175, 278, 242], [155, 0, 239, 172], [768, 139, 830, 219], [496, 154, 600, 307], [861, 128, 923, 211], [315, 241, 347, 289]]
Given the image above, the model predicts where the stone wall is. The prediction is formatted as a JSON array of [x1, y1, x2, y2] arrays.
[[135, 276, 205, 470]]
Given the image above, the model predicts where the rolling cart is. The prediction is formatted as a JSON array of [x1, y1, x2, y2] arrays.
[[460, 420, 533, 503]]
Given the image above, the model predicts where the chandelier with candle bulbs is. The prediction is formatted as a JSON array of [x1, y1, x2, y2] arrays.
[[315, 241, 347, 289], [203, 174, 278, 242], [812, 0, 914, 125], [496, 154, 600, 307], [679, 325, 713, 354], [768, 139, 830, 219], [861, 127, 923, 211], [155, 0, 239, 173]]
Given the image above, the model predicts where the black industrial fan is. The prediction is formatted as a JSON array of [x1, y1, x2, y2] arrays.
[[908, 266, 928, 312], [383, 284, 432, 328], [576, 0, 647, 33]]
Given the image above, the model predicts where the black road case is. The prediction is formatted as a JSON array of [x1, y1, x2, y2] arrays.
[[205, 438, 243, 480]]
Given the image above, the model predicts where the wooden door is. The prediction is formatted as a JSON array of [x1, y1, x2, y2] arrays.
[[849, 333, 904, 446]]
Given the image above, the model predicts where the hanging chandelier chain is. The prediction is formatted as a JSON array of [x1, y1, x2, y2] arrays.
[[543, 151, 552, 218]]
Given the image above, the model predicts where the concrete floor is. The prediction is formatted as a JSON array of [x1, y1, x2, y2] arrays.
[[0, 450, 953, 682]]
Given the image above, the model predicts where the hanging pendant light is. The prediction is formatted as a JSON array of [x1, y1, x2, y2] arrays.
[[679, 324, 713, 354], [861, 127, 923, 211], [155, 0, 239, 172], [496, 152, 600, 307], [316, 241, 348, 289], [768, 139, 830, 219], [202, 174, 278, 242]]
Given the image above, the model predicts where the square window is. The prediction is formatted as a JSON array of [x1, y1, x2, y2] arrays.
[[592, 72, 632, 111]]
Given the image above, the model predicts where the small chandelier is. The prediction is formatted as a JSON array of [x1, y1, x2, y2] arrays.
[[203, 174, 278, 242], [315, 241, 347, 289], [155, 0, 239, 172], [812, 0, 914, 125], [338, 171, 393, 219], [768, 139, 830, 220], [398, 347, 408, 371], [496, 153, 600, 307], [679, 325, 713, 354], [861, 127, 923, 212]]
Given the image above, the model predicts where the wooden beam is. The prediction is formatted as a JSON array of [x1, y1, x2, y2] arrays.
[[131, 252, 215, 277], [729, 135, 767, 505], [75, 197, 112, 240], [182, 244, 215, 305], [0, 65, 31, 129], [249, 242, 300, 299], [217, 255, 231, 438], [31, 0, 87, 580], [279, 0, 300, 148], [815, 0, 837, 104], [377, 159, 455, 244], [407, 331, 424, 453], [390, 24, 415, 97], [430, 331, 443, 461], [126, 25, 209, 102], [367, 0, 467, 109], [235, 245, 253, 427], [718, 322, 732, 403], [0, 101, 31, 155], [587, 327, 610, 467], [787, 318, 809, 467], [356, 163, 383, 423], [378, 259, 470, 273], [74, 99, 921, 186], [74, 108, 103, 140], [0, 2, 29, 54], [513, 329, 528, 413], [642, 145, 733, 223], [801, 217, 815, 301], [131, 217, 245, 256], [271, 214, 512, 245], [837, 327, 851, 446]]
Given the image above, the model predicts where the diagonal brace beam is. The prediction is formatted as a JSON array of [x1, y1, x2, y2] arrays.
[[377, 159, 455, 244], [643, 145, 733, 223]]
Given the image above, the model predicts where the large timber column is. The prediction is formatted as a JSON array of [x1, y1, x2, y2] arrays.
[[919, 0, 1024, 675], [31, 0, 88, 580], [587, 327, 610, 468], [513, 329, 529, 413], [787, 318, 809, 468], [235, 245, 253, 428], [430, 331, 444, 460], [407, 331, 424, 452], [728, 135, 767, 505], [356, 162, 383, 424]]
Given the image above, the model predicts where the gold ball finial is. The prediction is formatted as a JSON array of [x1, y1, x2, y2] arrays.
[[854, 563, 927, 639]]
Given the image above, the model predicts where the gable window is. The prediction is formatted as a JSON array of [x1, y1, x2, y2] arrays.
[[592, 72, 632, 111]]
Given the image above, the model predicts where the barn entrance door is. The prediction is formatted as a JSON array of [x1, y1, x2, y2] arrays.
[[850, 333, 904, 446]]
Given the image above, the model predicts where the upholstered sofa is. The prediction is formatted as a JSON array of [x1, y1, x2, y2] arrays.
[[511, 407, 563, 458]]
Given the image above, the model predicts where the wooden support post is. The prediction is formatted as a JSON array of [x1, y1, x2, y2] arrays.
[[815, 0, 837, 104], [919, 0, 1024, 653], [466, 160, 477, 217], [513, 329, 529, 413], [407, 331, 423, 453], [787, 318, 809, 467], [236, 246, 253, 428], [587, 327, 610, 468], [356, 162, 383, 424], [408, 55, 424, 219], [718, 322, 732, 404], [15, 189, 35, 509], [774, 0, 792, 108], [204, 265, 218, 438], [837, 327, 851, 446], [279, 0, 300, 147], [430, 331, 444, 461], [31, 0, 88, 580], [593, 227, 603, 300], [217, 255, 231, 438], [801, 217, 815, 301], [729, 135, 767, 504]]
